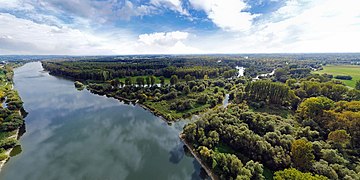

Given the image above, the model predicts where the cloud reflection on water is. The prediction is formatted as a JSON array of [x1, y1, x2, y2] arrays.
[[0, 62, 203, 180]]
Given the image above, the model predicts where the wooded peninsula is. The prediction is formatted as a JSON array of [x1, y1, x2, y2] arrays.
[[41, 55, 360, 180]]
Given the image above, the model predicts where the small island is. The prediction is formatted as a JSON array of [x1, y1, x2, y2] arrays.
[[74, 81, 85, 91]]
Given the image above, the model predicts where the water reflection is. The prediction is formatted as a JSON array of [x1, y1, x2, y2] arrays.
[[0, 62, 203, 180]]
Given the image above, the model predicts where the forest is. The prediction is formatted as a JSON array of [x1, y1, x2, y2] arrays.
[[41, 55, 360, 180]]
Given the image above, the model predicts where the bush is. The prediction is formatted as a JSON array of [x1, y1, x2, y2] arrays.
[[197, 94, 209, 104], [334, 75, 352, 80], [0, 138, 17, 149], [0, 152, 8, 161], [170, 100, 193, 111], [162, 91, 177, 100]]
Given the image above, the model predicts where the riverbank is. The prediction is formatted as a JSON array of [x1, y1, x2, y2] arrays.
[[0, 129, 19, 172], [86, 85, 220, 122], [0, 63, 27, 173], [87, 84, 222, 179], [179, 133, 218, 180]]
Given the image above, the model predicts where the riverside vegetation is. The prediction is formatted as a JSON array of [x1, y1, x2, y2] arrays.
[[42, 55, 360, 180], [0, 63, 26, 163]]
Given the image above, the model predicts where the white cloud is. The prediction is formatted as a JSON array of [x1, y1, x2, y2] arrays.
[[0, 13, 201, 55], [0, 13, 119, 55], [189, 0, 360, 53], [253, 0, 360, 52], [150, 0, 189, 15], [116, 0, 156, 20], [138, 31, 189, 46], [136, 31, 203, 54], [189, 0, 258, 32]]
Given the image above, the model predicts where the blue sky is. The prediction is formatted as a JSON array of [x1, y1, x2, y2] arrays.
[[0, 0, 359, 55]]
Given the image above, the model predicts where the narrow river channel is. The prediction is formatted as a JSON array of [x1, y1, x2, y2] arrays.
[[0, 62, 204, 180]]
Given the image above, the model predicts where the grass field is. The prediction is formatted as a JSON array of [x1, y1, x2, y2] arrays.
[[315, 65, 360, 88]]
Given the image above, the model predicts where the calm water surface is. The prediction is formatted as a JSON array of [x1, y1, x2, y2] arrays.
[[0, 62, 203, 180]]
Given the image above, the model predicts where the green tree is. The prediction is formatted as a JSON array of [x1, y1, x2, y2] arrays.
[[159, 76, 165, 86], [146, 76, 151, 86], [136, 77, 145, 87], [183, 85, 190, 94], [274, 168, 327, 180], [274, 68, 288, 82], [102, 70, 110, 81], [296, 97, 334, 122], [185, 74, 193, 82], [291, 139, 315, 171], [125, 77, 132, 85], [150, 76, 156, 86], [245, 80, 292, 105], [110, 79, 120, 87], [204, 74, 209, 80], [327, 129, 351, 147], [355, 80, 360, 90], [170, 75, 178, 85]]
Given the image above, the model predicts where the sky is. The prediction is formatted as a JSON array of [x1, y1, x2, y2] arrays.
[[0, 0, 360, 55]]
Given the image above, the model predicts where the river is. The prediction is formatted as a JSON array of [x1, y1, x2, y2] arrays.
[[0, 62, 204, 180]]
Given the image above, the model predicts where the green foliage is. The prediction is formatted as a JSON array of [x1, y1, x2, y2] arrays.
[[274, 168, 327, 180], [291, 139, 314, 171], [0, 152, 8, 161], [274, 68, 288, 82], [327, 129, 350, 147], [335, 75, 352, 80], [0, 138, 18, 149], [183, 85, 190, 94], [356, 80, 360, 90], [245, 80, 294, 105], [296, 97, 334, 122], [159, 76, 165, 86], [197, 94, 209, 104], [170, 75, 178, 85], [136, 77, 145, 86], [74, 81, 85, 90], [170, 100, 193, 112]]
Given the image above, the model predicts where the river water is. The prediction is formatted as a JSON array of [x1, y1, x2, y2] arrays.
[[0, 62, 203, 180]]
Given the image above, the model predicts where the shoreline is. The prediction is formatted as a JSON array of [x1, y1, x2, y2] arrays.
[[179, 133, 218, 180], [0, 129, 20, 172], [0, 66, 27, 173], [87, 87, 219, 179]]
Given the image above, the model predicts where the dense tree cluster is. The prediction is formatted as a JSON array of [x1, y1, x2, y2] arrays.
[[182, 65, 360, 179], [42, 58, 237, 81], [84, 76, 227, 120], [245, 80, 296, 106]]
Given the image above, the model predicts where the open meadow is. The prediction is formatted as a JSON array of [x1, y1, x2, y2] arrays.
[[315, 65, 360, 88]]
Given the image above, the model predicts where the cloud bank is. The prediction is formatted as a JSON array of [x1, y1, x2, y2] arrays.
[[0, 0, 359, 55]]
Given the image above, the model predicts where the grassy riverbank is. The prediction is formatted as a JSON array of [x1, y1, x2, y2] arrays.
[[0, 63, 26, 170]]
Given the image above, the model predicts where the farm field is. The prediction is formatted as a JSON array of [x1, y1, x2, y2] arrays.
[[315, 65, 360, 88]]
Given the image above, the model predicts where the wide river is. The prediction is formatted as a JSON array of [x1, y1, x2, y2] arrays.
[[0, 62, 204, 180]]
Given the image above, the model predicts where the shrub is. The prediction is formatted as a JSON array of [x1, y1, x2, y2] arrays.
[[334, 75, 352, 80]]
